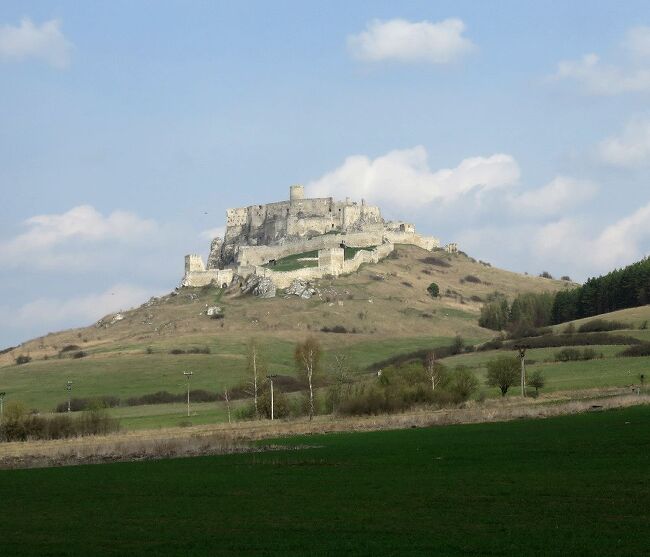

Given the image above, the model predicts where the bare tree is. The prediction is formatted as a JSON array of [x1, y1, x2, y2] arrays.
[[245, 339, 265, 419], [326, 352, 350, 413], [423, 351, 447, 392], [295, 337, 322, 420], [223, 389, 232, 424]]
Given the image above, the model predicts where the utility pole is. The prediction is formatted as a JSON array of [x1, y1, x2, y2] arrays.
[[0, 392, 5, 421], [183, 371, 193, 417], [515, 346, 528, 397], [66, 380, 73, 412], [267, 374, 277, 420]]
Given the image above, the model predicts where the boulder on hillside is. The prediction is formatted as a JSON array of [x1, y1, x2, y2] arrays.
[[284, 279, 316, 299], [240, 275, 276, 298]]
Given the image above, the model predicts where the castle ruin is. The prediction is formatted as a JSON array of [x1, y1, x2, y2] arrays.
[[182, 186, 450, 289]]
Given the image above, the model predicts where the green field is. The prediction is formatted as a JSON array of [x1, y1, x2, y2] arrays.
[[0, 336, 456, 411], [1, 406, 648, 556]]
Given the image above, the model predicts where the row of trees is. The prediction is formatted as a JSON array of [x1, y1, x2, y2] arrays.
[[479, 292, 554, 334], [244, 337, 322, 421], [243, 338, 548, 421], [479, 257, 650, 333], [552, 257, 650, 323]]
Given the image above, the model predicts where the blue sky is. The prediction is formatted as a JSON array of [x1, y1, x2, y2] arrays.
[[2, 1, 650, 346]]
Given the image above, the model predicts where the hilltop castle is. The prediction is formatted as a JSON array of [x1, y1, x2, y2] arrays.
[[183, 186, 452, 290]]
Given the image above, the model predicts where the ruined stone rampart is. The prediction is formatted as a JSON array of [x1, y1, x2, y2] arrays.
[[237, 230, 385, 267], [181, 185, 453, 289], [241, 242, 396, 289]]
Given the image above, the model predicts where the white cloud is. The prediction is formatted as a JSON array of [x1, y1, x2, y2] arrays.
[[533, 205, 650, 273], [13, 284, 153, 330], [0, 18, 72, 68], [348, 18, 474, 64], [307, 146, 519, 210], [459, 203, 650, 281], [510, 176, 597, 217], [200, 227, 225, 241], [598, 118, 650, 167], [0, 205, 158, 269], [553, 26, 650, 95]]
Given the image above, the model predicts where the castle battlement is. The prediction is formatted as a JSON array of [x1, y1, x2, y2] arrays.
[[182, 185, 448, 289]]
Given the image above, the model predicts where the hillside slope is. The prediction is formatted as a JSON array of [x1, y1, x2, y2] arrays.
[[3, 246, 571, 361], [0, 246, 573, 409]]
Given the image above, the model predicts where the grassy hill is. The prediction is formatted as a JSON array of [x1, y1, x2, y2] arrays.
[[0, 245, 573, 411]]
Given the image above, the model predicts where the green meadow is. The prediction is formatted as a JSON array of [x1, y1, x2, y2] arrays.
[[0, 405, 648, 556]]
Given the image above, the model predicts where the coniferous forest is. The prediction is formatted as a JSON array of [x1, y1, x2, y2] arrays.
[[479, 257, 650, 331]]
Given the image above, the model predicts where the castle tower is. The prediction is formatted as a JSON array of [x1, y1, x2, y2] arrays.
[[290, 184, 305, 202], [185, 254, 206, 273]]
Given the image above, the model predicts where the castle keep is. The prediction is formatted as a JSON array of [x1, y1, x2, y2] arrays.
[[182, 186, 449, 290]]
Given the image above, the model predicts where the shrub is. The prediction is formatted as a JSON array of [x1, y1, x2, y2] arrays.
[[320, 325, 349, 333], [504, 332, 640, 349], [555, 348, 582, 362], [55, 395, 120, 413], [427, 283, 440, 298], [561, 275, 572, 281], [617, 343, 650, 358], [420, 257, 451, 267], [578, 319, 630, 333], [539, 271, 553, 279], [124, 389, 221, 406], [59, 344, 81, 354], [451, 335, 465, 355], [486, 356, 519, 396], [449, 366, 479, 402], [528, 370, 545, 397], [0, 405, 119, 442], [15, 355, 32, 365], [169, 346, 211, 355], [463, 275, 481, 284], [554, 347, 602, 362], [72, 351, 87, 359]]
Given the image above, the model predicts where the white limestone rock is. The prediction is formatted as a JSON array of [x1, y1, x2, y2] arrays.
[[284, 279, 316, 299]]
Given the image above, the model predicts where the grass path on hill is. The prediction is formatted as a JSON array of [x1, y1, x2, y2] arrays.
[[0, 405, 648, 556]]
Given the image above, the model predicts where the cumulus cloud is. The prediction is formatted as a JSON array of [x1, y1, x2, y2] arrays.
[[12, 284, 153, 330], [0, 18, 72, 68], [509, 176, 597, 217], [458, 202, 650, 281], [598, 118, 650, 167], [348, 18, 474, 64], [0, 205, 157, 269], [307, 146, 519, 210], [534, 203, 650, 271], [553, 27, 650, 94]]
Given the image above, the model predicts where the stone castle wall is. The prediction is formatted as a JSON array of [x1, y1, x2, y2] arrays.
[[182, 185, 451, 289], [237, 230, 386, 267]]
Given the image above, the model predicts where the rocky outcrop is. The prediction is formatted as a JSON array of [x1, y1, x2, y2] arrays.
[[240, 275, 276, 298], [284, 279, 316, 299], [206, 237, 223, 269]]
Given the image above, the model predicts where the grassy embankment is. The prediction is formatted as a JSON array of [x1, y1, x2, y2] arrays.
[[0, 405, 648, 556]]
